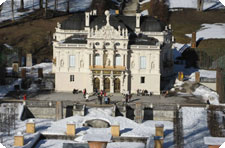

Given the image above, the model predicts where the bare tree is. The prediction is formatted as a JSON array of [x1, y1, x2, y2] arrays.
[[66, 0, 69, 14], [0, 4, 2, 16], [20, 0, 24, 10], [54, 0, 58, 11], [11, 0, 15, 21], [45, 0, 48, 16], [39, 0, 43, 9]]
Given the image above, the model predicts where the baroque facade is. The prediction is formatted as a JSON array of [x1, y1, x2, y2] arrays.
[[52, 10, 173, 95]]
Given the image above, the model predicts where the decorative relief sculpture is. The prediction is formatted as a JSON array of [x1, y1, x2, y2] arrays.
[[60, 59, 64, 67], [131, 61, 135, 68]]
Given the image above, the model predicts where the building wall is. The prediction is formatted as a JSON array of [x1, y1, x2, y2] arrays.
[[55, 72, 92, 92]]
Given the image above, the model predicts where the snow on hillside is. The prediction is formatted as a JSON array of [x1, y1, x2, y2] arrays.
[[140, 0, 224, 10], [186, 23, 225, 40], [169, 0, 224, 9], [182, 107, 210, 148], [0, 0, 92, 22]]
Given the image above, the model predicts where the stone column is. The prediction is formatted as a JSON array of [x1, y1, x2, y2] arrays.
[[26, 53, 32, 67], [121, 54, 124, 67], [21, 68, 26, 78], [38, 68, 43, 78], [110, 74, 114, 93], [135, 103, 143, 123], [100, 72, 104, 91], [55, 101, 63, 120]]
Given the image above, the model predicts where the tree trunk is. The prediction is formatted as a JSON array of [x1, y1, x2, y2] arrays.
[[11, 0, 14, 21], [54, 0, 58, 11], [67, 0, 69, 14], [0, 4, 2, 16], [45, 0, 48, 17], [39, 0, 43, 9], [20, 0, 24, 10]]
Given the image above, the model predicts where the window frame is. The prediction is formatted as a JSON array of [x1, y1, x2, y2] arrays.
[[69, 55, 76, 67], [140, 56, 146, 69], [140, 76, 145, 84], [70, 75, 75, 82]]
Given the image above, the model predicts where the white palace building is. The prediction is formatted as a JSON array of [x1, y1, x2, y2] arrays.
[[52, 10, 174, 95]]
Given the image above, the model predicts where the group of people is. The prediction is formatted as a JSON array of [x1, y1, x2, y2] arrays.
[[97, 90, 110, 105], [137, 89, 152, 96]]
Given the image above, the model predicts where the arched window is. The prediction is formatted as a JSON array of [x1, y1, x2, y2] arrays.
[[95, 54, 101, 66], [115, 54, 121, 66]]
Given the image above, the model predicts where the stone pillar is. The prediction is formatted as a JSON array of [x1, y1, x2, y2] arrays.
[[21, 68, 26, 78], [195, 72, 200, 83], [55, 101, 63, 120], [26, 119, 35, 133], [111, 125, 120, 137], [26, 53, 32, 67], [14, 132, 24, 146], [197, 0, 204, 11], [12, 62, 19, 73], [66, 122, 76, 136], [154, 136, 163, 148], [100, 73, 104, 91], [110, 74, 114, 93], [178, 72, 184, 81], [191, 32, 196, 48], [135, 103, 143, 123], [155, 124, 164, 137], [38, 68, 43, 78]]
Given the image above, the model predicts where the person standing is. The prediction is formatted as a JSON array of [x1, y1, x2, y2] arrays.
[[86, 93, 89, 102], [83, 88, 86, 98], [98, 93, 102, 105]]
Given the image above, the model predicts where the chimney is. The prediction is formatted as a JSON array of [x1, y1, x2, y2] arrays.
[[14, 132, 24, 147], [26, 119, 35, 134], [191, 32, 196, 48], [135, 12, 141, 33]]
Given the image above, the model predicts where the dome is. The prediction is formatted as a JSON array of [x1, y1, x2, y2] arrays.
[[140, 16, 164, 32]]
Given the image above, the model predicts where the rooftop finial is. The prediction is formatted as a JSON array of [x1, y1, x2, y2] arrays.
[[105, 10, 110, 26]]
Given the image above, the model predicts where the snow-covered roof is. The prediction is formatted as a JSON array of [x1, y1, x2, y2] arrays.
[[204, 137, 225, 145]]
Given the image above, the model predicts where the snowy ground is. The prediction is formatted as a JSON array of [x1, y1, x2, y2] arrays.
[[0, 63, 52, 99], [186, 23, 225, 40], [182, 107, 210, 148], [0, 0, 92, 22], [140, 0, 224, 10]]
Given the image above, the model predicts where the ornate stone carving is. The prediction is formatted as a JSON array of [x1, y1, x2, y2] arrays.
[[89, 10, 128, 40]]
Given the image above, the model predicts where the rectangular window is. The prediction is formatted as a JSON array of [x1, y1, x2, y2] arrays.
[[140, 77, 145, 84], [140, 56, 146, 69], [70, 75, 74, 82], [69, 55, 75, 67]]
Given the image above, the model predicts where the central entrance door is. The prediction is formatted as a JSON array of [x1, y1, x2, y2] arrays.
[[93, 78, 100, 92], [104, 78, 110, 92], [114, 78, 120, 93]]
